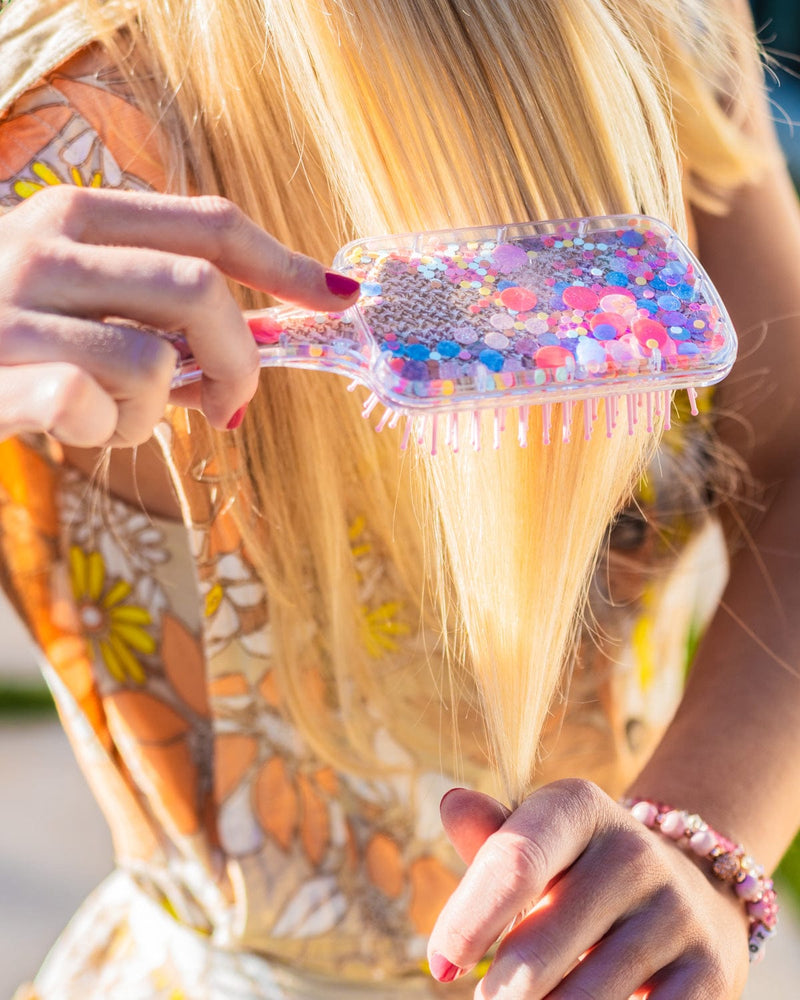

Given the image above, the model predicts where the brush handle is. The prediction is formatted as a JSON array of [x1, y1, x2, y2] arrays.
[[170, 304, 371, 389]]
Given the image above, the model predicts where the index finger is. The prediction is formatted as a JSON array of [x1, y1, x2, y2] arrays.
[[428, 780, 607, 976], [51, 188, 361, 310]]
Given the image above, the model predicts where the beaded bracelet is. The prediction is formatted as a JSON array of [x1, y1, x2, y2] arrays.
[[623, 798, 778, 963]]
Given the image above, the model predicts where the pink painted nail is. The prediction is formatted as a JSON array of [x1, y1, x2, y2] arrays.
[[325, 270, 360, 298], [226, 404, 247, 430], [430, 953, 462, 983]]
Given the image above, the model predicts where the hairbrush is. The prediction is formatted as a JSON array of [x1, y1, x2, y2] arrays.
[[170, 215, 736, 450]]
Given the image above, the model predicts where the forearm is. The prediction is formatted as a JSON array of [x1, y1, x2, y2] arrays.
[[628, 472, 800, 869], [629, 157, 800, 869]]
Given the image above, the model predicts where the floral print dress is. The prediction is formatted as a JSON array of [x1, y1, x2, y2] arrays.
[[0, 5, 730, 998]]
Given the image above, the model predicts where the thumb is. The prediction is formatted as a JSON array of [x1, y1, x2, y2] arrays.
[[440, 788, 511, 865]]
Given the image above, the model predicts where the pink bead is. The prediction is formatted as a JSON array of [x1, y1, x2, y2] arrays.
[[735, 874, 761, 902], [631, 801, 658, 827], [690, 830, 717, 856], [748, 897, 770, 920], [660, 810, 686, 839]]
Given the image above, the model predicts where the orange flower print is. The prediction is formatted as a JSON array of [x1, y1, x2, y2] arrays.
[[103, 688, 201, 838], [69, 545, 155, 684]]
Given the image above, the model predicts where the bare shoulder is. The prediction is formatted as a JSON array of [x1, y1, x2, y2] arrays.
[[61, 440, 183, 521]]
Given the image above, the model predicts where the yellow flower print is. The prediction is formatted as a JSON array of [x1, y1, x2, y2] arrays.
[[13, 159, 103, 200], [348, 515, 372, 559], [360, 600, 409, 658], [69, 546, 155, 685]]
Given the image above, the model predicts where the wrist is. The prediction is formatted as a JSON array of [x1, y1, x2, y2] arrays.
[[622, 797, 779, 963]]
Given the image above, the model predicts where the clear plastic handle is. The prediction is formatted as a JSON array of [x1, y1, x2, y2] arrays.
[[170, 304, 372, 388]]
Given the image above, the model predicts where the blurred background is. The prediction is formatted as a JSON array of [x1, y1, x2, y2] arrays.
[[2, 2, 800, 997]]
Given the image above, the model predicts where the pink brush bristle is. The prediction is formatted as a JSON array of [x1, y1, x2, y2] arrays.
[[583, 400, 592, 441], [173, 216, 735, 454], [471, 411, 481, 451], [400, 416, 413, 451], [518, 406, 530, 448]]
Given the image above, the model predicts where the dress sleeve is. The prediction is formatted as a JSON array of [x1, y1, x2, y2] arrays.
[[0, 45, 167, 208]]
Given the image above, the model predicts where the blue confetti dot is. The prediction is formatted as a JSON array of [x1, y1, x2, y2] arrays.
[[657, 294, 681, 311], [650, 276, 668, 292], [405, 343, 430, 361], [675, 283, 695, 301], [677, 343, 700, 356], [621, 230, 645, 248], [478, 349, 505, 372], [592, 324, 618, 341], [361, 282, 382, 296], [606, 272, 629, 287], [436, 339, 461, 358], [637, 299, 659, 314]]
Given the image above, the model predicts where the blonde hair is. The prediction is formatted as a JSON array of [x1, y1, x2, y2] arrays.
[[86, 0, 762, 803]]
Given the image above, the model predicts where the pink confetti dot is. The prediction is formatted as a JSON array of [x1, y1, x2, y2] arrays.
[[591, 312, 628, 336], [562, 285, 599, 311], [535, 345, 573, 368], [633, 317, 668, 349], [499, 286, 538, 312]]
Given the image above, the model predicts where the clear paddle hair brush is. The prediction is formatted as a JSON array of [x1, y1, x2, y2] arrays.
[[171, 215, 736, 451]]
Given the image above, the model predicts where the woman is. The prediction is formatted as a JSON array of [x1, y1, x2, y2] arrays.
[[0, 0, 798, 996]]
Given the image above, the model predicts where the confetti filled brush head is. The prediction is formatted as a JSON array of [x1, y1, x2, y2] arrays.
[[173, 215, 736, 442]]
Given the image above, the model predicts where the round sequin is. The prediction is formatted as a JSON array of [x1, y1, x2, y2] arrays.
[[499, 286, 538, 312], [562, 285, 599, 311], [484, 331, 511, 350], [478, 349, 505, 371]]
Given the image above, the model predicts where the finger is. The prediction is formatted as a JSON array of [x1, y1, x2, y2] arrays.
[[644, 950, 743, 1000], [643, 961, 711, 1000], [474, 837, 667, 999], [0, 310, 177, 444], [539, 910, 684, 1000], [428, 780, 608, 977], [0, 363, 117, 447], [41, 187, 361, 310], [440, 788, 511, 865], [13, 242, 259, 427]]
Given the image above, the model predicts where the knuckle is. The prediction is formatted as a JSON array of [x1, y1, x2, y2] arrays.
[[11, 239, 73, 297], [609, 827, 658, 883], [652, 879, 692, 930], [445, 922, 491, 961], [169, 256, 225, 303], [45, 367, 96, 427], [32, 184, 91, 231], [193, 195, 245, 241], [550, 777, 608, 826], [685, 944, 731, 997], [483, 831, 549, 898], [0, 310, 39, 357], [278, 248, 317, 289], [505, 927, 558, 980], [129, 332, 177, 387]]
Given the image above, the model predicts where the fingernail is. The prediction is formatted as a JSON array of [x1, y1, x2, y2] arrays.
[[440, 787, 467, 808], [325, 270, 360, 298], [226, 404, 247, 430], [429, 953, 463, 983]]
